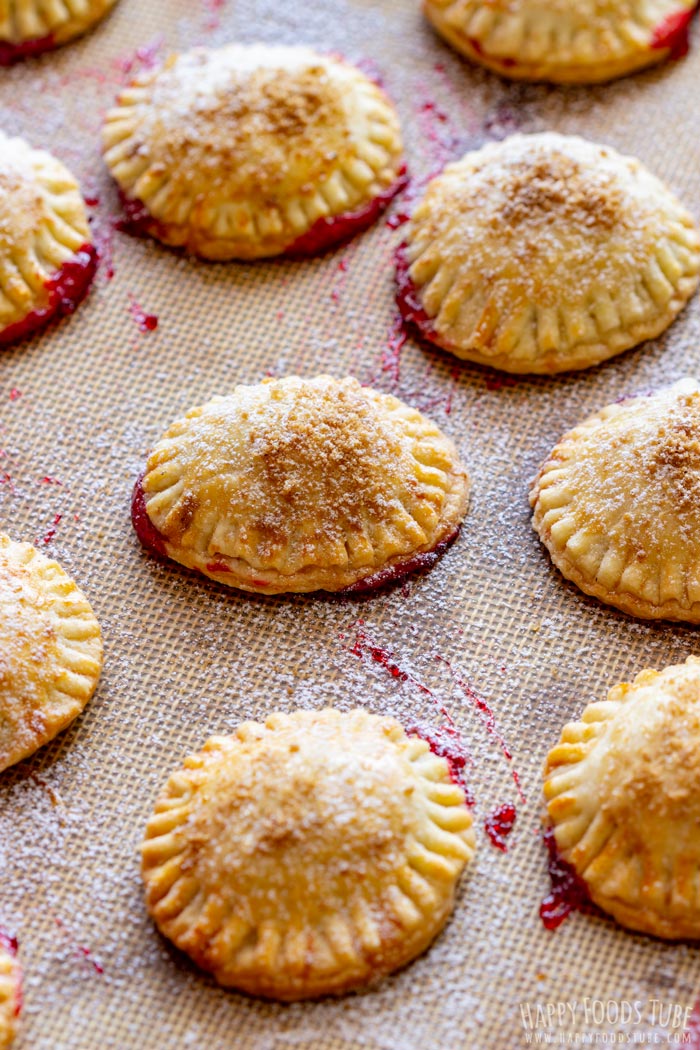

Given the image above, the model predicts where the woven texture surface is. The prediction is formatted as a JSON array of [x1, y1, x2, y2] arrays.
[[1, 2, 699, 1047]]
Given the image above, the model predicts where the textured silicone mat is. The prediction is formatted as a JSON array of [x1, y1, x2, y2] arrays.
[[1, 2, 700, 1048]]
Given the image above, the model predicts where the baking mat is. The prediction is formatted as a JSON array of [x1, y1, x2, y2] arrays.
[[1, 2, 700, 1047]]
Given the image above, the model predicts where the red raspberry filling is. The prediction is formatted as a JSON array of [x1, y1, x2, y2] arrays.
[[132, 472, 459, 593], [394, 242, 452, 349], [650, 4, 698, 57], [540, 827, 591, 930], [0, 34, 55, 66], [0, 244, 98, 347]]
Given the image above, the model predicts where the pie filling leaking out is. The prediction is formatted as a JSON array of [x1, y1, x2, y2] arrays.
[[0, 0, 119, 64], [0, 244, 97, 346]]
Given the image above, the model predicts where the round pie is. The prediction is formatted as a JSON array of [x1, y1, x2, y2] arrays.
[[132, 375, 470, 594], [544, 657, 700, 939], [0, 534, 103, 773], [0, 0, 118, 65], [530, 379, 700, 622], [102, 43, 406, 260], [396, 133, 700, 374], [423, 0, 698, 83], [0, 934, 20, 1050], [0, 132, 98, 347], [142, 708, 476, 999]]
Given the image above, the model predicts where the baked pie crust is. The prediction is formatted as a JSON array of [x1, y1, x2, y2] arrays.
[[0, 935, 19, 1050], [132, 375, 470, 594], [0, 0, 118, 64], [530, 379, 700, 622], [423, 0, 698, 83], [0, 534, 103, 773], [397, 133, 700, 374], [102, 44, 406, 260], [544, 656, 700, 939], [0, 131, 98, 347], [142, 708, 475, 999]]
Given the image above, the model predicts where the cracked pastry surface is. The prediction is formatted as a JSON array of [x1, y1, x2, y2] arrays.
[[0, 534, 103, 773], [142, 708, 476, 999], [530, 379, 700, 622], [0, 0, 118, 61], [133, 374, 470, 594], [0, 131, 97, 346], [102, 43, 405, 259], [544, 656, 700, 939], [0, 935, 19, 1050], [397, 133, 700, 374], [423, 0, 698, 83]]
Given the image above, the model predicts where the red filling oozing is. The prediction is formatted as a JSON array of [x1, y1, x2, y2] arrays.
[[0, 244, 98, 347], [0, 33, 56, 66], [406, 721, 474, 804], [650, 4, 698, 57], [0, 931, 21, 1016], [131, 475, 167, 558], [394, 242, 447, 349], [340, 527, 461, 594], [540, 826, 590, 930], [484, 803, 517, 852]]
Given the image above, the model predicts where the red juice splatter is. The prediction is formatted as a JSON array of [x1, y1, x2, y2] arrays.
[[484, 803, 517, 852], [8, 389, 21, 401], [114, 36, 165, 77], [53, 917, 104, 975], [0, 245, 98, 347], [650, 4, 698, 58], [436, 654, 526, 803], [128, 294, 159, 333], [39, 476, 63, 486], [686, 999, 700, 1047], [0, 473, 15, 495], [379, 313, 407, 385], [37, 514, 62, 546], [485, 374, 518, 391], [539, 827, 590, 930], [202, 0, 226, 29]]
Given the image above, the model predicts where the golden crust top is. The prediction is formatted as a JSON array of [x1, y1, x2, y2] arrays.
[[0, 0, 118, 46], [0, 132, 93, 333], [0, 534, 103, 773], [0, 939, 19, 1050], [141, 375, 470, 593], [544, 657, 700, 939], [423, 0, 697, 83], [530, 379, 700, 622], [102, 44, 404, 259], [403, 134, 700, 373], [142, 708, 475, 999]]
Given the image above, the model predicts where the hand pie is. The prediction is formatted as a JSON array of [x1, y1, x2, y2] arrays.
[[0, 0, 118, 64], [544, 657, 700, 939], [396, 133, 700, 374], [0, 534, 103, 773], [142, 708, 475, 999], [102, 44, 406, 260], [0, 934, 19, 1050], [0, 132, 98, 347], [423, 0, 698, 83], [132, 375, 470, 594], [530, 379, 700, 622]]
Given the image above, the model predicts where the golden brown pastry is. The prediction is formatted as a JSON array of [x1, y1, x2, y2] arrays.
[[132, 375, 470, 594], [544, 657, 700, 939], [397, 133, 700, 374], [0, 534, 103, 773], [530, 379, 700, 622], [0, 0, 118, 63], [102, 44, 406, 259], [142, 708, 476, 999], [0, 131, 98, 347], [0, 934, 19, 1050], [423, 0, 698, 83]]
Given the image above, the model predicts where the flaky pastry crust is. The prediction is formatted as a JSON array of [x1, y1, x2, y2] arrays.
[[545, 657, 700, 939], [0, 936, 19, 1050], [135, 375, 470, 594], [530, 379, 700, 622], [398, 134, 700, 374], [423, 0, 698, 83], [0, 131, 95, 342], [0, 0, 118, 51], [142, 708, 475, 999], [102, 44, 405, 259], [0, 534, 103, 773]]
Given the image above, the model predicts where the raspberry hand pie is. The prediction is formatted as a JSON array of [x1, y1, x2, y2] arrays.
[[0, 934, 19, 1050], [102, 44, 406, 260], [0, 534, 103, 773], [132, 375, 470, 594], [0, 0, 118, 65], [530, 379, 700, 622], [544, 657, 700, 939], [423, 0, 698, 83], [0, 132, 98, 347], [142, 708, 475, 999], [396, 134, 700, 375]]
